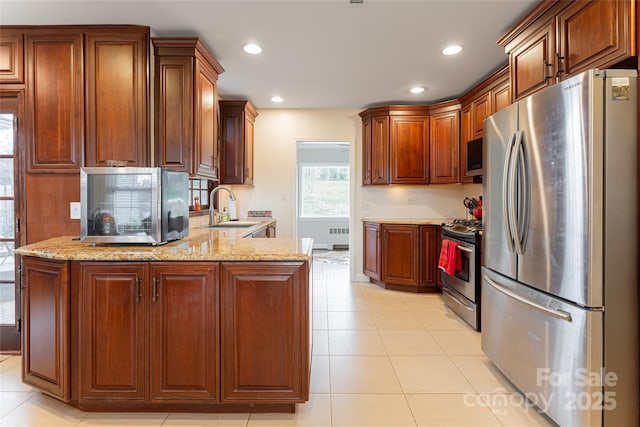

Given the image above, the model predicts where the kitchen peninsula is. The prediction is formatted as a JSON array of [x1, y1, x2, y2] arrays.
[[15, 219, 313, 413]]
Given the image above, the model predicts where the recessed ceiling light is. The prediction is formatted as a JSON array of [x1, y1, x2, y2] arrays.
[[242, 43, 262, 54], [442, 45, 463, 56], [410, 86, 425, 94], [271, 96, 284, 103]]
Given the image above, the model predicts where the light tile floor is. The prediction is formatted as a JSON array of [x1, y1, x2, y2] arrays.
[[0, 252, 554, 426]]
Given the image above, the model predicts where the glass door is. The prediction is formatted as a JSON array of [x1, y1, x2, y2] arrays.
[[0, 94, 22, 353]]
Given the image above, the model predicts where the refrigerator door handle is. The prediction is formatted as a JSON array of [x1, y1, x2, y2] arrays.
[[484, 276, 573, 322], [502, 132, 517, 253], [512, 131, 528, 255], [508, 131, 521, 254]]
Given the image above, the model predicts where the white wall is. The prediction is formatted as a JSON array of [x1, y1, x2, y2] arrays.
[[224, 108, 483, 281]]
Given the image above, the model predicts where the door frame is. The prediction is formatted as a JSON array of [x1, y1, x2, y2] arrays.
[[0, 89, 25, 353]]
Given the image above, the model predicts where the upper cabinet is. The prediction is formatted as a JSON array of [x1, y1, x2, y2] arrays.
[[84, 28, 149, 167], [429, 101, 460, 185], [17, 26, 150, 173], [361, 114, 390, 185], [153, 37, 225, 179], [0, 29, 23, 83], [500, 0, 636, 101], [219, 100, 258, 185]]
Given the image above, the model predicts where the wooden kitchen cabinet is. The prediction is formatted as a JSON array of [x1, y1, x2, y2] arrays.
[[363, 222, 381, 281], [501, 0, 636, 101], [79, 262, 219, 403], [220, 262, 310, 403], [492, 79, 511, 113], [24, 29, 84, 173], [361, 113, 389, 185], [459, 105, 473, 184], [381, 224, 420, 288], [390, 115, 429, 184], [84, 28, 149, 167], [471, 92, 491, 139], [79, 263, 148, 401], [429, 102, 460, 184], [153, 37, 225, 179], [0, 29, 23, 83], [219, 100, 258, 185], [21, 257, 70, 401], [363, 222, 441, 292]]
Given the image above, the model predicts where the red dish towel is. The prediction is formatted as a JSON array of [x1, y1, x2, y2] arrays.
[[438, 239, 450, 271], [446, 241, 460, 276]]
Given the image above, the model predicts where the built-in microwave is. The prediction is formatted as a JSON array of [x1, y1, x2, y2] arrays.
[[80, 167, 189, 245], [466, 137, 483, 177]]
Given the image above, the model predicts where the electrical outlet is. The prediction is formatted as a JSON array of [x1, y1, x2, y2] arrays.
[[408, 197, 418, 205], [281, 192, 287, 201], [70, 202, 81, 219]]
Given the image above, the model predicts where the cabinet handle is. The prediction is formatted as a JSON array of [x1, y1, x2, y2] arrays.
[[135, 277, 141, 303], [152, 276, 158, 303], [544, 61, 554, 82], [555, 53, 565, 77]]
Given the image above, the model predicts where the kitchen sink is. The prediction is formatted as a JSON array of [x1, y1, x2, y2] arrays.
[[206, 221, 259, 228]]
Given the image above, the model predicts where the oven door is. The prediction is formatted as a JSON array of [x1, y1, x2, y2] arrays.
[[440, 238, 477, 301]]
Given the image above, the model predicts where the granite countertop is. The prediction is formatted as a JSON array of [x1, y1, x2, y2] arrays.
[[15, 218, 314, 262], [361, 218, 449, 225]]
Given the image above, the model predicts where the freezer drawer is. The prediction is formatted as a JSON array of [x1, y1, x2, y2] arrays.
[[481, 268, 604, 427]]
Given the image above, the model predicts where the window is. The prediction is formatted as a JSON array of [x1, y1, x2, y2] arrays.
[[189, 179, 210, 211], [299, 165, 349, 218]]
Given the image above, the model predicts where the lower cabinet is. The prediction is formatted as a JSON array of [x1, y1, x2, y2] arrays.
[[220, 262, 310, 403], [20, 256, 310, 411], [363, 222, 441, 292]]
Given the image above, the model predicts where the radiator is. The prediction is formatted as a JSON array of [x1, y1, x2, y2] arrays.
[[327, 226, 349, 249]]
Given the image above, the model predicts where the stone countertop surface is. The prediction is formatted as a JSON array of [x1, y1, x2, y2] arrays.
[[15, 218, 314, 262], [361, 218, 449, 225]]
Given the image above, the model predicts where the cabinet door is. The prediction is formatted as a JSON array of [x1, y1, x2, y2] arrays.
[[390, 116, 429, 184], [193, 59, 218, 179], [0, 29, 23, 83], [84, 29, 149, 167], [492, 79, 511, 113], [21, 257, 70, 401], [154, 56, 194, 173], [24, 30, 83, 173], [381, 225, 420, 286], [150, 263, 219, 402], [472, 93, 491, 138], [220, 262, 309, 403], [420, 226, 440, 289], [361, 116, 372, 185], [363, 222, 381, 280], [218, 101, 258, 185], [557, 0, 633, 78], [429, 111, 459, 184], [371, 115, 389, 184], [80, 263, 148, 400], [510, 21, 556, 101], [459, 105, 473, 184], [244, 113, 255, 185]]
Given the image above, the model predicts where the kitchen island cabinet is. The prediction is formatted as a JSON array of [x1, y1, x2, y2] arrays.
[[16, 223, 312, 413], [362, 219, 442, 293]]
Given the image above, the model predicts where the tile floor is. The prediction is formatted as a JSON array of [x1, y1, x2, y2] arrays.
[[0, 252, 553, 426]]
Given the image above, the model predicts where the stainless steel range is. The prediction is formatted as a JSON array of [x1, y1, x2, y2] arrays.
[[440, 219, 481, 330]]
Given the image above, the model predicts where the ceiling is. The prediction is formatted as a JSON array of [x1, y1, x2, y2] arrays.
[[0, 0, 538, 109]]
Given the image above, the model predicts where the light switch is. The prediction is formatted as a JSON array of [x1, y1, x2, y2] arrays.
[[70, 202, 81, 219]]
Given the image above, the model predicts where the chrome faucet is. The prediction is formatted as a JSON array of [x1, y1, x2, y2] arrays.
[[209, 187, 237, 225]]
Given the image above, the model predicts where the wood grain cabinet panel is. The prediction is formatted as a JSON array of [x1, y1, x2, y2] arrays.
[[557, 0, 634, 78], [429, 109, 459, 184], [509, 21, 555, 101], [24, 30, 83, 172], [0, 29, 24, 83], [370, 116, 390, 184], [84, 28, 149, 167], [459, 105, 473, 184], [150, 263, 219, 402], [390, 116, 429, 184], [492, 79, 511, 113], [361, 116, 372, 185], [153, 38, 224, 179], [472, 93, 491, 138], [219, 100, 258, 185], [363, 222, 381, 281], [420, 225, 440, 289], [381, 224, 420, 287], [80, 263, 148, 401], [21, 257, 70, 401], [220, 262, 309, 403]]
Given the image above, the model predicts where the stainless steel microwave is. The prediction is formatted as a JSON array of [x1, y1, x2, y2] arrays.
[[80, 167, 189, 245], [466, 137, 483, 177]]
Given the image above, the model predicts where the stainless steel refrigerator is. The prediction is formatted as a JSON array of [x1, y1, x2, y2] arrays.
[[482, 69, 638, 427]]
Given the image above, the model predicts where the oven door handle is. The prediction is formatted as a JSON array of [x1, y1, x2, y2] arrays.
[[457, 245, 473, 253]]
